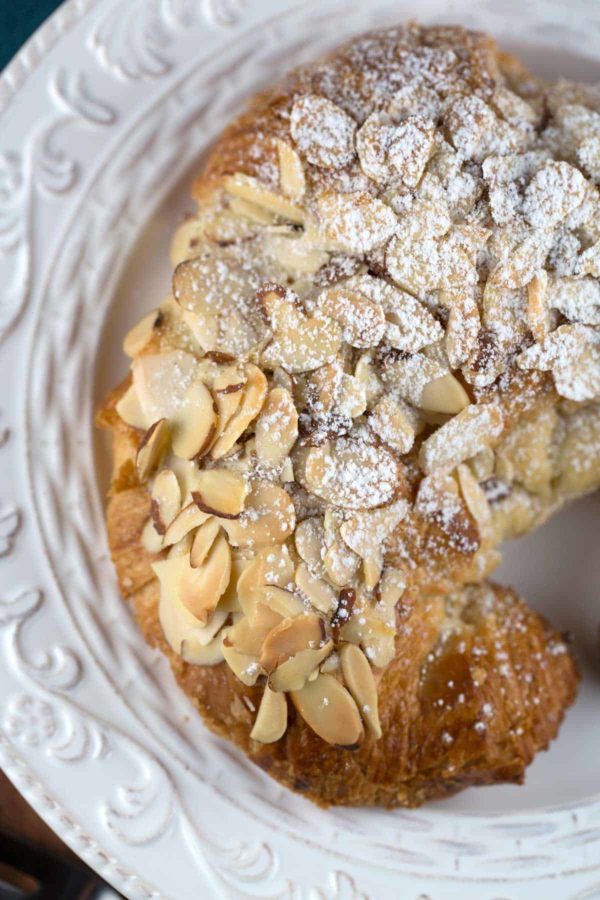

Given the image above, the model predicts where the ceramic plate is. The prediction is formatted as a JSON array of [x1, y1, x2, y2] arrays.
[[1, 1, 599, 897]]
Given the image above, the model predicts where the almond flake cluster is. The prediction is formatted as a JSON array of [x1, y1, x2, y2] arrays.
[[117, 28, 600, 748]]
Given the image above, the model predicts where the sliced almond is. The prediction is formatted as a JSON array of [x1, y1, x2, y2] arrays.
[[132, 351, 198, 425], [163, 502, 209, 547], [261, 314, 342, 374], [136, 419, 170, 482], [378, 567, 406, 607], [300, 437, 399, 509], [212, 364, 246, 435], [457, 463, 492, 537], [269, 642, 333, 693], [290, 94, 356, 169], [255, 387, 299, 466], [123, 310, 160, 358], [167, 532, 193, 559], [192, 468, 247, 519], [221, 482, 295, 547], [419, 403, 504, 474], [116, 384, 148, 430], [150, 468, 182, 535], [340, 500, 408, 590], [141, 517, 163, 553], [227, 603, 282, 657], [295, 562, 337, 615], [235, 546, 295, 615], [340, 643, 381, 738], [323, 540, 360, 587], [223, 173, 305, 224], [315, 191, 397, 255], [250, 685, 288, 743], [181, 635, 225, 666], [152, 536, 230, 631], [228, 195, 276, 225], [251, 585, 305, 619], [369, 396, 415, 454], [221, 633, 263, 686], [277, 140, 306, 201], [294, 518, 326, 577], [182, 532, 231, 623], [318, 286, 386, 349], [354, 353, 383, 406], [527, 270, 550, 342], [291, 674, 363, 747], [210, 364, 267, 460], [260, 614, 325, 674], [420, 373, 470, 415], [190, 518, 221, 568], [171, 381, 217, 460]]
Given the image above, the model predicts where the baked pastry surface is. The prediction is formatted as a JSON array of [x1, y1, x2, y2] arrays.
[[98, 23, 598, 807]]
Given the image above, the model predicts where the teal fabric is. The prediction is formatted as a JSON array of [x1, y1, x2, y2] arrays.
[[1, 1, 63, 71]]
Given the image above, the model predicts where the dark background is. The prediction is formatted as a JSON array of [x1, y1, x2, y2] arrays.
[[1, 0, 62, 71]]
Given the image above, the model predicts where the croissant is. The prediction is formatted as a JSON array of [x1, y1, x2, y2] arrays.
[[98, 22, 598, 807]]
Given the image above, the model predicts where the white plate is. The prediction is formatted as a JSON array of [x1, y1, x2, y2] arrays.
[[1, 1, 599, 897]]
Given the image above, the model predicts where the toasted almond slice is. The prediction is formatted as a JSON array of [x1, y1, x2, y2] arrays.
[[323, 540, 360, 587], [224, 173, 305, 224], [255, 387, 299, 467], [301, 437, 399, 509], [294, 518, 326, 577], [261, 315, 342, 374], [228, 194, 276, 224], [340, 643, 381, 738], [320, 652, 340, 674], [133, 351, 198, 424], [152, 539, 230, 634], [340, 501, 407, 590], [251, 585, 305, 619], [222, 482, 295, 547], [420, 373, 470, 415], [213, 364, 246, 434], [354, 353, 383, 406], [171, 381, 217, 460], [269, 642, 333, 692], [378, 567, 406, 607], [527, 270, 550, 342], [156, 557, 230, 660], [136, 418, 170, 482], [316, 190, 397, 255], [163, 502, 210, 547], [167, 532, 193, 559], [369, 396, 415, 454], [318, 286, 386, 349], [295, 562, 337, 614], [222, 632, 263, 686], [419, 403, 504, 474], [291, 673, 363, 746], [150, 468, 182, 535], [116, 384, 148, 430], [190, 518, 221, 568], [236, 545, 295, 612], [259, 285, 305, 331], [192, 468, 247, 519], [250, 685, 288, 743], [260, 613, 325, 674], [123, 310, 161, 358], [277, 140, 306, 201], [228, 601, 283, 656], [210, 364, 267, 460], [141, 518, 163, 553], [290, 94, 356, 169], [457, 463, 492, 536], [181, 635, 225, 666]]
